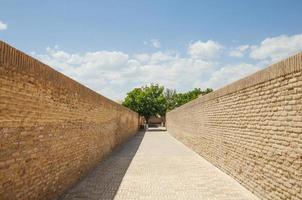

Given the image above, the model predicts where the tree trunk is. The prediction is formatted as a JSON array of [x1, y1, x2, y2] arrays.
[[145, 116, 150, 130]]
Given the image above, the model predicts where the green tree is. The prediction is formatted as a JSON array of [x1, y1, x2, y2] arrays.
[[123, 84, 213, 120], [164, 88, 177, 111], [122, 84, 166, 123], [200, 88, 213, 95], [164, 88, 213, 111]]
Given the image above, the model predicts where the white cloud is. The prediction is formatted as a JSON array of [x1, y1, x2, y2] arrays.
[[33, 33, 302, 100], [133, 53, 150, 63], [151, 39, 161, 48], [0, 21, 8, 30], [229, 45, 250, 57], [188, 40, 222, 60], [203, 63, 260, 89], [35, 47, 214, 100], [250, 34, 302, 62], [143, 39, 161, 48]]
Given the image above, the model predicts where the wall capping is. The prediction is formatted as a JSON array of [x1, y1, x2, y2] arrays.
[[168, 52, 302, 114], [0, 40, 136, 115]]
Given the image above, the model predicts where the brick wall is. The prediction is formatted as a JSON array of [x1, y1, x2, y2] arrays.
[[0, 41, 139, 200], [167, 53, 302, 200]]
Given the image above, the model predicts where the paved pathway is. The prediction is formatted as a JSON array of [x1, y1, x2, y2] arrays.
[[60, 128, 259, 200]]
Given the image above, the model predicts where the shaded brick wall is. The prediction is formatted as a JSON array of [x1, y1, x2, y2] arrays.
[[167, 53, 302, 200], [0, 41, 139, 200]]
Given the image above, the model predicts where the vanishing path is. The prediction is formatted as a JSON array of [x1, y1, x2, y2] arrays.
[[61, 128, 259, 200]]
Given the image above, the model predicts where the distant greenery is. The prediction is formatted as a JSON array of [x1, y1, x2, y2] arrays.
[[164, 87, 213, 111], [122, 84, 213, 121], [122, 84, 166, 122]]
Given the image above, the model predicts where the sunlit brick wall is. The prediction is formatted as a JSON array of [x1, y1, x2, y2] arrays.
[[167, 53, 302, 200], [0, 41, 139, 200]]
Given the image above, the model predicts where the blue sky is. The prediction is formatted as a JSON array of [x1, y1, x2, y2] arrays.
[[1, 0, 302, 100]]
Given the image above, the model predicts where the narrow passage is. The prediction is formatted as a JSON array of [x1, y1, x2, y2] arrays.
[[60, 128, 259, 200]]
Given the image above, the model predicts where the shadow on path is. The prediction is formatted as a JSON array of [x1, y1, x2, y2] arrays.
[[60, 131, 145, 200]]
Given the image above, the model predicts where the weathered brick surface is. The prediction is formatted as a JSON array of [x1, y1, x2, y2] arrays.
[[0, 41, 139, 200], [167, 53, 302, 200]]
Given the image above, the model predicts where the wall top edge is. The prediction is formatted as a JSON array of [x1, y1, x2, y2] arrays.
[[168, 51, 302, 114], [0, 40, 138, 116]]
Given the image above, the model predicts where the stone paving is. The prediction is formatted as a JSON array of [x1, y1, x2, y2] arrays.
[[60, 128, 259, 200]]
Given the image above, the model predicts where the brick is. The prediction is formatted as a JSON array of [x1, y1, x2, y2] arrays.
[[0, 41, 139, 200], [167, 52, 302, 200]]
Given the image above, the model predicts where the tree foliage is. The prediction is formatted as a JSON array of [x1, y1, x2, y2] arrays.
[[165, 88, 213, 111], [122, 84, 213, 119], [122, 84, 166, 121]]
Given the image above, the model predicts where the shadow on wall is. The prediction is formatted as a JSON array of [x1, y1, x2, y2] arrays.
[[59, 131, 146, 200]]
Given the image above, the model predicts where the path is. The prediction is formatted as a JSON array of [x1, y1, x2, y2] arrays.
[[60, 128, 259, 200]]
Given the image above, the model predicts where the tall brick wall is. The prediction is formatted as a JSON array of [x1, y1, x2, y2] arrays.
[[0, 41, 139, 200], [167, 53, 302, 200]]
